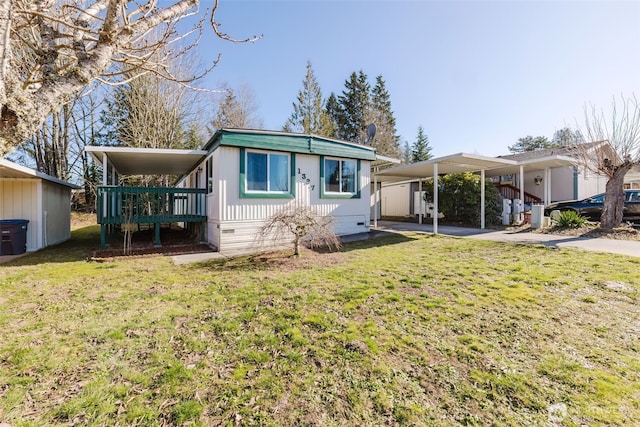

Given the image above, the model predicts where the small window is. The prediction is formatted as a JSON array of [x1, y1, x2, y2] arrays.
[[241, 149, 295, 199], [321, 157, 360, 199], [206, 157, 213, 194]]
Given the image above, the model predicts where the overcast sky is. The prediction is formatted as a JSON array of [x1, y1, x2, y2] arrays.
[[199, 0, 640, 157]]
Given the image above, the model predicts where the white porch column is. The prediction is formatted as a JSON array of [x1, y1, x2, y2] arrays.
[[543, 168, 550, 206], [374, 175, 378, 228], [102, 153, 108, 186], [418, 178, 423, 224], [480, 169, 486, 229], [433, 163, 438, 234], [519, 165, 524, 202], [545, 168, 551, 205]]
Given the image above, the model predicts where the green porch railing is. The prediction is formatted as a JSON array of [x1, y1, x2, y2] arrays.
[[96, 186, 207, 248]]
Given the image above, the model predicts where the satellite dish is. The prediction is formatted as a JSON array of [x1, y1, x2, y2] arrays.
[[366, 123, 377, 145]]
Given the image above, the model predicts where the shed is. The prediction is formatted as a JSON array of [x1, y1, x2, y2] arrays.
[[0, 159, 80, 252]]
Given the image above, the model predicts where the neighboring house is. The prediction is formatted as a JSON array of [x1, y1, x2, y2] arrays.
[[87, 129, 378, 252], [0, 158, 80, 252], [496, 142, 610, 202], [626, 165, 640, 189]]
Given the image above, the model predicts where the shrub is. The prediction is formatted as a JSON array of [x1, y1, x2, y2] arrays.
[[421, 172, 502, 226], [556, 210, 587, 228], [259, 206, 342, 256]]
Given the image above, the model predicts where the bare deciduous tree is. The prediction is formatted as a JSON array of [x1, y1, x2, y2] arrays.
[[0, 0, 258, 156], [258, 206, 342, 257], [577, 95, 640, 229]]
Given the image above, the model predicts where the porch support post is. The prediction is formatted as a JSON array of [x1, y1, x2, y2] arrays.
[[102, 153, 107, 186], [543, 168, 550, 206], [480, 169, 486, 229], [374, 174, 378, 228], [418, 178, 423, 224], [154, 223, 161, 246], [519, 165, 524, 202], [100, 225, 106, 249], [433, 163, 439, 235]]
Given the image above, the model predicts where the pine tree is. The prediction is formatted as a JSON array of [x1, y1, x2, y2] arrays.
[[210, 83, 262, 131], [402, 141, 412, 164], [283, 61, 334, 136], [212, 89, 246, 130], [411, 125, 432, 162], [325, 92, 341, 139], [369, 75, 401, 157], [336, 70, 370, 143], [508, 135, 553, 153]]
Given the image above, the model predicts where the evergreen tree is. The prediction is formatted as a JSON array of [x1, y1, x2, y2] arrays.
[[210, 83, 263, 131], [325, 92, 341, 139], [411, 125, 432, 162], [283, 61, 334, 136], [368, 75, 401, 157], [212, 89, 246, 130], [336, 70, 370, 143], [508, 135, 553, 153], [402, 141, 412, 164]]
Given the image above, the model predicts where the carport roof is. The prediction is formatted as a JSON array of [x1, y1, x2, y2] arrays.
[[374, 152, 576, 182], [85, 146, 208, 176]]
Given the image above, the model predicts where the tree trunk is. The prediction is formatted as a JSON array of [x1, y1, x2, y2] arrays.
[[600, 165, 632, 230]]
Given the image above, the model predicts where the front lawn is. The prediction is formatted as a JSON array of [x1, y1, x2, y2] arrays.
[[1, 226, 639, 426]]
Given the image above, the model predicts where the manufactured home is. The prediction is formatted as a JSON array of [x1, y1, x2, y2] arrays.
[[87, 129, 378, 252]]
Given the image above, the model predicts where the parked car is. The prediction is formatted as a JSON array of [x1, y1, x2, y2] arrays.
[[544, 190, 640, 222]]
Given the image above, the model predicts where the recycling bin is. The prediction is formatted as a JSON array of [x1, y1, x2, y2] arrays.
[[0, 219, 29, 255]]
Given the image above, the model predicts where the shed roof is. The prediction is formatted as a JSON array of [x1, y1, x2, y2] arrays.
[[0, 159, 80, 189]]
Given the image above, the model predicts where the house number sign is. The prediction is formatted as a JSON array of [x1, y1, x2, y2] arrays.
[[297, 168, 315, 191]]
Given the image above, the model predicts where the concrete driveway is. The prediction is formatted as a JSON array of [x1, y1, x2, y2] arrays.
[[374, 221, 640, 258]]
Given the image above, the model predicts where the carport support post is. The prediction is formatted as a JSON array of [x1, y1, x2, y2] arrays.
[[480, 169, 485, 229], [418, 178, 423, 224], [433, 163, 438, 234], [545, 168, 551, 206], [374, 175, 378, 228], [519, 165, 524, 202]]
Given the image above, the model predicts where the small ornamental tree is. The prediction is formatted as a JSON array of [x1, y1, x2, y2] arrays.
[[259, 206, 342, 256]]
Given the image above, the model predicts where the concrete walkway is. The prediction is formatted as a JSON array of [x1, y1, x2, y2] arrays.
[[374, 221, 640, 258], [170, 221, 640, 264]]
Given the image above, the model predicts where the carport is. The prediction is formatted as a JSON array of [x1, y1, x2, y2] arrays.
[[373, 152, 575, 233]]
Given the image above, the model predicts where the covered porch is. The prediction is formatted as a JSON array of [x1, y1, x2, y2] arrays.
[[86, 146, 208, 249], [373, 152, 576, 234]]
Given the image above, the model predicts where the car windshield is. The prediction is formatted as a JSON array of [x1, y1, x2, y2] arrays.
[[590, 194, 605, 203], [626, 191, 640, 202]]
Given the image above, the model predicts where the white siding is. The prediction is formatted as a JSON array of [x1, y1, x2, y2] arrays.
[[379, 183, 411, 216], [578, 168, 608, 199], [42, 181, 72, 247], [212, 146, 371, 252], [0, 179, 40, 251]]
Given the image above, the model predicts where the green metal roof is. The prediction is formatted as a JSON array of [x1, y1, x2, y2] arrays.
[[203, 128, 377, 161]]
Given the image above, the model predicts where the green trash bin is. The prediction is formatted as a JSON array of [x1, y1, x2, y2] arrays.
[[0, 219, 29, 255]]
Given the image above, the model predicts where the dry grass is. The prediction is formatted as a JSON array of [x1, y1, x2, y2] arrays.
[[1, 227, 639, 426]]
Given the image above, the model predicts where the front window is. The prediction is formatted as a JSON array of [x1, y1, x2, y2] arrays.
[[241, 149, 294, 198], [322, 157, 359, 198]]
